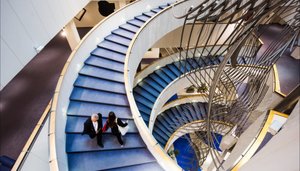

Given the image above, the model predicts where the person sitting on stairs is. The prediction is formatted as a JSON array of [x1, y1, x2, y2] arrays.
[[82, 113, 104, 148], [102, 111, 128, 147]]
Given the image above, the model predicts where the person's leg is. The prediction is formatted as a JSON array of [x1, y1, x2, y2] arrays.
[[97, 132, 103, 147], [89, 133, 96, 139], [116, 133, 123, 145]]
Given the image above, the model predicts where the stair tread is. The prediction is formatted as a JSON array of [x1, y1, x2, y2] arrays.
[[67, 148, 156, 171], [127, 19, 145, 27], [70, 87, 129, 106], [133, 86, 157, 102], [112, 28, 135, 39], [66, 133, 145, 153], [105, 34, 131, 46], [151, 8, 162, 13], [105, 162, 164, 171], [80, 65, 124, 83], [67, 101, 132, 118], [85, 55, 124, 73], [143, 11, 156, 17], [91, 48, 125, 63], [133, 93, 154, 109], [136, 81, 160, 97], [119, 23, 140, 33], [149, 74, 168, 88], [135, 15, 150, 22], [74, 75, 125, 94], [98, 41, 128, 54]]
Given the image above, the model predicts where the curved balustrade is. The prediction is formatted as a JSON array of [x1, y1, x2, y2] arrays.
[[147, 68, 218, 131], [164, 120, 233, 151], [151, 99, 233, 149], [161, 96, 207, 113], [124, 0, 202, 170], [48, 0, 180, 170], [133, 60, 223, 127], [134, 46, 229, 87]]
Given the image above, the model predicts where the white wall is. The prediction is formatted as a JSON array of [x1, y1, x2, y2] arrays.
[[240, 102, 300, 171], [0, 0, 90, 89]]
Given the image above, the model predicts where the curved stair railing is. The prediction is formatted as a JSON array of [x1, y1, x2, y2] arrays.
[[48, 1, 189, 170]]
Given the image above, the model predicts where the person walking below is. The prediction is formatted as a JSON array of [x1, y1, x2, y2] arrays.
[[102, 111, 128, 147], [82, 113, 104, 148]]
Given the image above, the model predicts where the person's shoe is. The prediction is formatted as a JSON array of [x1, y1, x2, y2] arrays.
[[120, 145, 124, 148], [98, 143, 104, 148]]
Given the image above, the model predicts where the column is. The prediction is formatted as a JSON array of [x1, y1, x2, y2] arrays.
[[64, 19, 81, 50]]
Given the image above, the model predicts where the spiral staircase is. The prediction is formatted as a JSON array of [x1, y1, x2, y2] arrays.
[[34, 0, 299, 171]]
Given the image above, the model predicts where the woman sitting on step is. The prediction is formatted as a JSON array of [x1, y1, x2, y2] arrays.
[[102, 111, 129, 147]]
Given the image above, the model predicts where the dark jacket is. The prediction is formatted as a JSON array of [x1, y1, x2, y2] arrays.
[[102, 118, 128, 135], [82, 113, 103, 137]]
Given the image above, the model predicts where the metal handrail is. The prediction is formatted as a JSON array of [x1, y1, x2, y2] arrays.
[[164, 120, 234, 151]]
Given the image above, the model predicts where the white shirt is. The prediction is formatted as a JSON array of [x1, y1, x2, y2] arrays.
[[92, 121, 98, 132]]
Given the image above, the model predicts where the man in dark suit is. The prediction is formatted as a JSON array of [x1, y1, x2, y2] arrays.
[[82, 113, 104, 148]]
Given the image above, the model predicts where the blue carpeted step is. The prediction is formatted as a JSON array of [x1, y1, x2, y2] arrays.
[[199, 103, 207, 118], [156, 117, 174, 134], [66, 133, 145, 153], [85, 56, 124, 73], [105, 34, 131, 47], [160, 67, 177, 80], [133, 93, 154, 108], [153, 127, 169, 141], [149, 73, 168, 88], [119, 23, 140, 33], [105, 162, 164, 171], [151, 8, 162, 13], [80, 65, 124, 83], [186, 104, 198, 120], [173, 107, 190, 123], [140, 111, 150, 124], [91, 48, 125, 63], [133, 86, 156, 102], [98, 41, 128, 55], [70, 87, 129, 106], [143, 11, 156, 17], [160, 114, 174, 127], [192, 103, 203, 120], [136, 101, 151, 114], [187, 58, 200, 69], [174, 61, 192, 73], [154, 121, 172, 137], [167, 64, 182, 76], [74, 75, 125, 94], [65, 116, 137, 133], [112, 28, 135, 39], [67, 148, 157, 171], [152, 131, 167, 146], [67, 101, 132, 118], [159, 4, 169, 9], [154, 70, 173, 83], [135, 15, 150, 22], [165, 110, 181, 127], [137, 81, 160, 97], [142, 77, 164, 92], [126, 19, 145, 27], [177, 105, 193, 122]]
